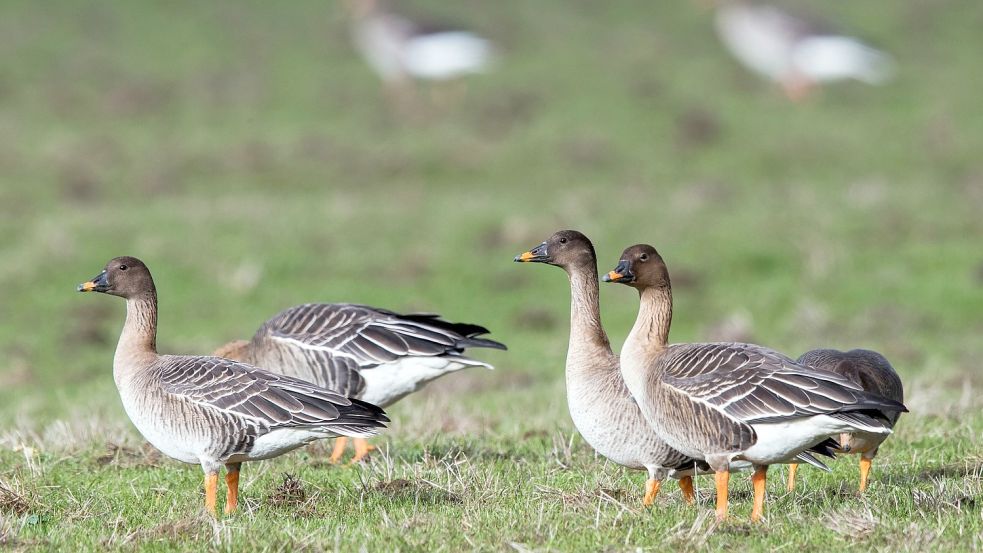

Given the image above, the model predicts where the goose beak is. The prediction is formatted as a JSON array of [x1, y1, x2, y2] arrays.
[[78, 270, 109, 293], [514, 242, 550, 263], [602, 260, 634, 283]]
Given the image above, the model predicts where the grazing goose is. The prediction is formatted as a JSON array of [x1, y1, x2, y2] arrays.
[[78, 257, 388, 516], [603, 245, 907, 521], [344, 0, 494, 111], [214, 304, 505, 463], [787, 349, 904, 493], [713, 0, 895, 100]]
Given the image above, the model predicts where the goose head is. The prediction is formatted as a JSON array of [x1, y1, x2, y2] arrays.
[[78, 256, 155, 299], [514, 230, 596, 271], [602, 244, 671, 290]]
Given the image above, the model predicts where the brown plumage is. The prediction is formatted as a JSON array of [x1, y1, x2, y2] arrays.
[[78, 256, 388, 516], [604, 244, 907, 521], [214, 302, 504, 462], [515, 230, 712, 507], [786, 348, 904, 492]]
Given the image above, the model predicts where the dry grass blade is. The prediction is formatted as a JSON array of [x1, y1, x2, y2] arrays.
[[266, 474, 307, 508], [0, 480, 32, 516], [822, 505, 878, 539]]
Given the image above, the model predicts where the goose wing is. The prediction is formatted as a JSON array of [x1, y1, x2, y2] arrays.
[[262, 303, 505, 368], [159, 355, 388, 431], [660, 343, 903, 424]]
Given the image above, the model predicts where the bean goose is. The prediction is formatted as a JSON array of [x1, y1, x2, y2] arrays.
[[214, 303, 505, 462], [713, 0, 894, 100], [515, 231, 763, 506], [603, 245, 907, 521], [787, 349, 904, 493], [78, 257, 388, 516]]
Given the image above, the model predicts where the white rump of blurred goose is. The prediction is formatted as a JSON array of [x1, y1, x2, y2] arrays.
[[603, 245, 907, 522], [344, 0, 494, 112], [712, 0, 895, 100], [78, 257, 388, 516], [512, 231, 834, 506], [215, 304, 505, 463], [787, 348, 904, 493]]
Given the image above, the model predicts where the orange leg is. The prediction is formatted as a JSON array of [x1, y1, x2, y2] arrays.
[[751, 465, 768, 523], [204, 472, 219, 516], [714, 470, 729, 521], [642, 478, 662, 507], [679, 476, 695, 505], [859, 457, 872, 492], [329, 437, 348, 464], [786, 463, 798, 492], [224, 463, 241, 515], [351, 438, 376, 463]]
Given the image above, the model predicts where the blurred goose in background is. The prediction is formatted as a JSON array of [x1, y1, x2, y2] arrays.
[[215, 304, 505, 463], [787, 349, 904, 492], [604, 245, 907, 521], [513, 231, 833, 507], [712, 0, 895, 100], [78, 257, 387, 516], [343, 0, 494, 113]]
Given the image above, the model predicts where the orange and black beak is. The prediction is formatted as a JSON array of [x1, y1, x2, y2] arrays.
[[602, 260, 634, 284], [514, 242, 550, 264], [77, 270, 109, 293]]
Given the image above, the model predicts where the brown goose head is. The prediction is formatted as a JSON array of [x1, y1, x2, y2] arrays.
[[602, 244, 671, 290], [78, 256, 156, 299], [514, 230, 597, 272]]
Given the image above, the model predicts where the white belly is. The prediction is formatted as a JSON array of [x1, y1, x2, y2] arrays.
[[359, 356, 489, 407], [740, 415, 859, 464]]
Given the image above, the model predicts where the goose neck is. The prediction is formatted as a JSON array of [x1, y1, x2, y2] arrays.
[[114, 292, 159, 380], [622, 286, 672, 371], [564, 264, 613, 369]]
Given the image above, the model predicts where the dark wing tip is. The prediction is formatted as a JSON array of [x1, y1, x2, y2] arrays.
[[457, 337, 508, 351]]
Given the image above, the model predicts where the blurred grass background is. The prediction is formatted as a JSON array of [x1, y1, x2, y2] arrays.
[[0, 0, 981, 550]]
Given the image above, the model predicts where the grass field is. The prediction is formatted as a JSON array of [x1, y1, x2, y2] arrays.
[[1, 0, 982, 550]]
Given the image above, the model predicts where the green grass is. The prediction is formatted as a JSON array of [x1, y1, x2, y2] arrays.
[[1, 0, 981, 550]]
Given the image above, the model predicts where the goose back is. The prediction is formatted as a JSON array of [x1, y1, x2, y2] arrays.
[[232, 303, 506, 407]]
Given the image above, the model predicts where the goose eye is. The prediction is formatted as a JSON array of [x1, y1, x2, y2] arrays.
[[119, 265, 128, 271], [559, 237, 567, 244], [639, 254, 649, 262]]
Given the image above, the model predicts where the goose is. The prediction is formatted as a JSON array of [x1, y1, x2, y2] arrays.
[[603, 245, 907, 521], [78, 257, 388, 516], [786, 348, 904, 493], [513, 230, 702, 506], [344, 0, 494, 110], [214, 304, 505, 463], [511, 231, 839, 506], [712, 0, 895, 100]]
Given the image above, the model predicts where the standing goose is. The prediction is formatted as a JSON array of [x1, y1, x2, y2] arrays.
[[78, 257, 388, 516], [514, 230, 712, 507], [214, 304, 505, 463], [787, 349, 904, 493], [713, 0, 895, 100], [603, 245, 907, 521]]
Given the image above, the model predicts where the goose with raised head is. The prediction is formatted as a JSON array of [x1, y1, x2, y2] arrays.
[[78, 257, 388, 516], [515, 230, 710, 506], [787, 348, 904, 493], [214, 304, 505, 463], [712, 0, 894, 100], [603, 245, 907, 521]]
